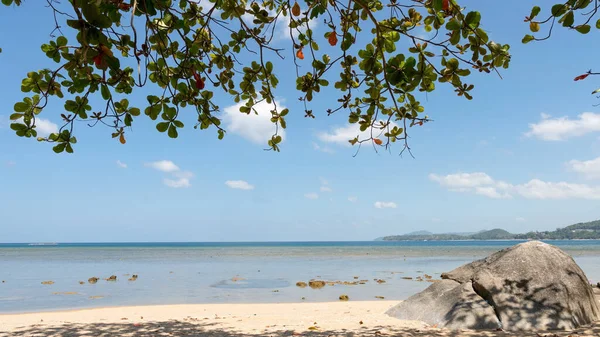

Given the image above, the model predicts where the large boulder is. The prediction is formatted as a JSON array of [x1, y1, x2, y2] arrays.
[[386, 241, 600, 331]]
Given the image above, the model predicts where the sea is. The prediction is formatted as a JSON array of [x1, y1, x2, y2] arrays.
[[1, 240, 600, 314]]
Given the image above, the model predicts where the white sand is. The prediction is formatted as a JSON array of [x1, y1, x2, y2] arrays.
[[1, 301, 599, 336]]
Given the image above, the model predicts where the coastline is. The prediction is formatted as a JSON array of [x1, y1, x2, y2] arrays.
[[2, 300, 600, 337]]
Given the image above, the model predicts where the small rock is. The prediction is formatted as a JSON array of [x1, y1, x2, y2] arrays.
[[106, 275, 117, 281], [272, 290, 279, 292], [128, 274, 138, 281], [296, 281, 307, 288], [376, 279, 386, 284], [375, 296, 385, 299], [401, 277, 413, 280], [301, 297, 306, 300], [88, 277, 99, 284], [339, 294, 349, 301], [597, 282, 600, 289], [424, 274, 433, 279], [41, 280, 54, 285], [308, 280, 326, 289], [231, 276, 244, 282], [2, 280, 5, 283], [89, 296, 103, 299], [79, 281, 85, 285], [353, 276, 359, 279], [359, 320, 364, 325]]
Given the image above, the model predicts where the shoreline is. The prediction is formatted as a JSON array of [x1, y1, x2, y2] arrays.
[[0, 299, 399, 316]]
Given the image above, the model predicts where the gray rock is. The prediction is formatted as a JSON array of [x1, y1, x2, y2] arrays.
[[386, 241, 600, 331], [385, 279, 500, 330]]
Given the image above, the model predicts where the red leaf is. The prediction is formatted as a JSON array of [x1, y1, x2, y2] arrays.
[[93, 54, 103, 67], [328, 32, 338, 46], [574, 74, 589, 81], [192, 71, 204, 90], [296, 48, 304, 60], [442, 0, 449, 11]]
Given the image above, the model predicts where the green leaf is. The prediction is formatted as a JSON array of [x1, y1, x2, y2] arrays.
[[446, 19, 461, 31], [9, 113, 23, 120], [522, 34, 535, 44], [10, 123, 27, 131], [53, 143, 66, 153], [101, 84, 110, 100], [576, 24, 591, 33], [529, 22, 540, 32], [168, 125, 178, 138], [56, 36, 67, 47], [156, 122, 169, 132], [14, 102, 29, 112], [530, 6, 541, 19], [596, 18, 600, 29], [433, 0, 442, 11], [563, 11, 574, 27], [551, 4, 568, 16], [173, 120, 184, 128], [465, 11, 481, 28]]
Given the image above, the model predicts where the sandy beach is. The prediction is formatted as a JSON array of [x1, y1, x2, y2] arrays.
[[1, 299, 600, 337]]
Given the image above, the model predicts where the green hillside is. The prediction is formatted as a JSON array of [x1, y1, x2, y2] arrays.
[[382, 219, 600, 241]]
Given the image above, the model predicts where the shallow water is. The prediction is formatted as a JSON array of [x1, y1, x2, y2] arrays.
[[1, 240, 599, 313]]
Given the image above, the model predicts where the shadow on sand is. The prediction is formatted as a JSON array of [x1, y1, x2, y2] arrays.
[[5, 319, 600, 337]]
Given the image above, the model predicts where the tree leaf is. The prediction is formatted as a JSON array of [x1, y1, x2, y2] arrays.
[[575, 24, 591, 33], [156, 122, 169, 132], [522, 35, 535, 44], [168, 125, 178, 138]]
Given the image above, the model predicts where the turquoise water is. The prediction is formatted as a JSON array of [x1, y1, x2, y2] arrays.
[[1, 240, 599, 313]]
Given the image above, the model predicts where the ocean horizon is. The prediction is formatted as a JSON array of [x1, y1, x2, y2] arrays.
[[2, 240, 600, 314]]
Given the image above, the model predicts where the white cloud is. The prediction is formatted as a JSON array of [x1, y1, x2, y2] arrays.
[[34, 118, 59, 137], [348, 196, 358, 202], [223, 100, 286, 145], [163, 177, 191, 188], [317, 121, 398, 146], [514, 179, 600, 200], [146, 160, 193, 188], [516, 217, 526, 222], [525, 112, 600, 141], [116, 160, 127, 169], [312, 142, 335, 154], [225, 180, 255, 190], [320, 186, 332, 192], [15, 117, 58, 137], [474, 186, 512, 199], [145, 160, 180, 173], [163, 170, 194, 188], [430, 172, 600, 200], [275, 11, 319, 41], [428, 172, 495, 189], [374, 201, 397, 209], [304, 193, 319, 199], [567, 156, 600, 179]]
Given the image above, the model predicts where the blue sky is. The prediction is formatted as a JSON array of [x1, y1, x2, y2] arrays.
[[1, 1, 600, 242]]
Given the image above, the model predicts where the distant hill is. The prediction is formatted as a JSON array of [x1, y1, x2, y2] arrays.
[[404, 230, 433, 236], [381, 219, 600, 241], [470, 229, 514, 240]]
